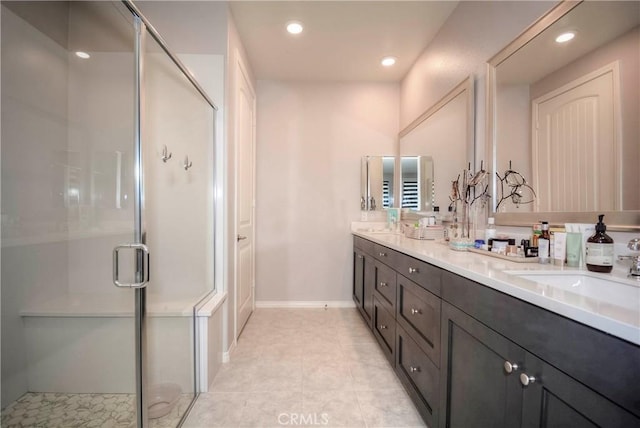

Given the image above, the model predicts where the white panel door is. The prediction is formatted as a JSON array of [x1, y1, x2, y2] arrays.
[[532, 64, 619, 212], [235, 53, 256, 336]]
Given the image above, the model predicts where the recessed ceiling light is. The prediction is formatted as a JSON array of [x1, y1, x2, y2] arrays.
[[555, 31, 575, 44], [286, 21, 304, 35], [75, 51, 90, 59], [381, 56, 397, 67]]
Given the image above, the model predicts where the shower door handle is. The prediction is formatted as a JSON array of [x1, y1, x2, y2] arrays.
[[113, 243, 150, 288]]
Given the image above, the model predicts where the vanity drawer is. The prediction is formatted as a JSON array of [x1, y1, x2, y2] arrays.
[[373, 242, 398, 267], [396, 324, 440, 427], [354, 236, 375, 255], [373, 296, 396, 364], [396, 254, 442, 297], [396, 275, 441, 367], [374, 261, 397, 312]]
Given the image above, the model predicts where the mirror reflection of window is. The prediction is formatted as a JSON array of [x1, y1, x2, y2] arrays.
[[382, 156, 394, 208], [401, 157, 419, 209]]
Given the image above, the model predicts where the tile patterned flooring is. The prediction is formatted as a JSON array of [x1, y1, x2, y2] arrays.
[[183, 308, 425, 428], [1, 308, 424, 428]]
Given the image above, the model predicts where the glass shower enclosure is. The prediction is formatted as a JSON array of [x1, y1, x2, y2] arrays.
[[1, 1, 216, 426]]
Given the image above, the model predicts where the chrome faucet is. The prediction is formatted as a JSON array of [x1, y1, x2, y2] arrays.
[[618, 238, 640, 277]]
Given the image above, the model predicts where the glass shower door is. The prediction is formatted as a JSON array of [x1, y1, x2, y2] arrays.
[[139, 23, 216, 427], [1, 1, 141, 427]]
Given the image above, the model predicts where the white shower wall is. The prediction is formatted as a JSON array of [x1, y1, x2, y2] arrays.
[[1, 6, 71, 406]]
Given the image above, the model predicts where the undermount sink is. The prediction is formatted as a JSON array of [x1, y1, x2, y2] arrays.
[[505, 270, 640, 310]]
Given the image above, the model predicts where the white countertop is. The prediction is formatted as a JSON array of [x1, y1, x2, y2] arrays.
[[353, 228, 640, 346]]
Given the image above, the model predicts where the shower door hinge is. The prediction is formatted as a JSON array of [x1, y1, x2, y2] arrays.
[[113, 243, 150, 288]]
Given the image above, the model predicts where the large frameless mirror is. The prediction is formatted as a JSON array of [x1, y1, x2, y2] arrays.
[[399, 76, 475, 213]]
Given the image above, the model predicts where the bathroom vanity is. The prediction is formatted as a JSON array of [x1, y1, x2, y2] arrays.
[[352, 232, 640, 428]]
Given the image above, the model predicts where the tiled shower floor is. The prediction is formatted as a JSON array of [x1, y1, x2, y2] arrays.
[[1, 392, 193, 428], [183, 308, 425, 428]]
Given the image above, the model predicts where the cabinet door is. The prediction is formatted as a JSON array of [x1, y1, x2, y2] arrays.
[[521, 352, 640, 428], [363, 254, 375, 326], [440, 302, 524, 428], [353, 249, 364, 308]]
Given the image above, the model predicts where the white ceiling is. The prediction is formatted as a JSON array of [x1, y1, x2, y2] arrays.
[[229, 1, 459, 82]]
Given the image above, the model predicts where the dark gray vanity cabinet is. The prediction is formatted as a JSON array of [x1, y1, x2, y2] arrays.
[[520, 351, 640, 428], [440, 271, 640, 428], [440, 300, 640, 428], [353, 236, 443, 428], [440, 301, 525, 428], [353, 236, 640, 428]]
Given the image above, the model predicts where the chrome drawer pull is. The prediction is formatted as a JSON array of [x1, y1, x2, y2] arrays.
[[379, 324, 388, 330], [409, 366, 421, 373], [379, 252, 387, 257], [504, 361, 519, 374], [520, 373, 536, 387], [410, 308, 422, 315], [408, 267, 419, 274], [380, 282, 387, 287]]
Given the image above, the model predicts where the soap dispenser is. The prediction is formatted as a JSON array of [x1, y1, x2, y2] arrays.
[[585, 214, 614, 273]]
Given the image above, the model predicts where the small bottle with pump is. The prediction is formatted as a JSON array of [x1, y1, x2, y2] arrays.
[[585, 214, 614, 273], [485, 217, 496, 243], [538, 221, 551, 264]]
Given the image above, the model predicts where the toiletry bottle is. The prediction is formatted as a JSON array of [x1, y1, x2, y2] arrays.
[[532, 223, 542, 247], [538, 221, 551, 264], [585, 214, 614, 273], [485, 217, 496, 243]]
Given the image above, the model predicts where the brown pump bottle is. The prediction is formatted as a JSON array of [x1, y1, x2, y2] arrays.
[[585, 214, 614, 273]]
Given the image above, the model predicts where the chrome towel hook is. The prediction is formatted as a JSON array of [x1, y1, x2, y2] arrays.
[[161, 145, 172, 162], [183, 155, 193, 171]]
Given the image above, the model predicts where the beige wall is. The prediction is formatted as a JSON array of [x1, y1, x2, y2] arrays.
[[400, 1, 555, 151], [255, 81, 399, 302]]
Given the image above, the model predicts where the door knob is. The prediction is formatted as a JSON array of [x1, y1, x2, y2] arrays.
[[237, 235, 247, 242], [408, 267, 419, 274]]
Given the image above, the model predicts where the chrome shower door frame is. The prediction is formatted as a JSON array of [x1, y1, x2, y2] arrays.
[[124, 1, 218, 426]]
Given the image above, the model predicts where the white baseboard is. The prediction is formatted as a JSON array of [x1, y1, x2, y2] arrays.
[[222, 340, 236, 363], [255, 300, 356, 309]]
